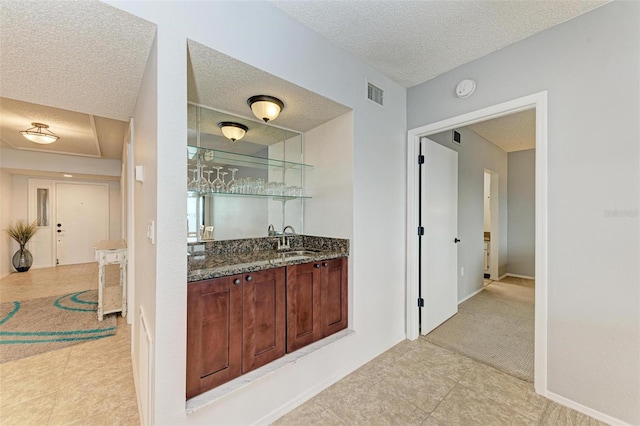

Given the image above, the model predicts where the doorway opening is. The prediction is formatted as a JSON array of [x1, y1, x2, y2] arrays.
[[483, 169, 499, 282], [406, 91, 548, 395]]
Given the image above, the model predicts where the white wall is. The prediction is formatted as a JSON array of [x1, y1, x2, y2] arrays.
[[407, 2, 639, 423], [0, 169, 14, 277], [304, 112, 354, 241], [507, 149, 535, 277], [429, 127, 508, 299], [109, 2, 406, 425], [130, 33, 158, 426]]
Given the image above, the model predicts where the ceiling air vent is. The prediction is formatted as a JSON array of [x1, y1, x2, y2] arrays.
[[367, 82, 384, 106]]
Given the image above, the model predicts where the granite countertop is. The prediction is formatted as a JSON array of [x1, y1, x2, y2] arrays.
[[187, 235, 349, 283]]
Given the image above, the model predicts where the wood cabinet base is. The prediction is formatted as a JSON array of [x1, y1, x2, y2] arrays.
[[187, 258, 347, 398]]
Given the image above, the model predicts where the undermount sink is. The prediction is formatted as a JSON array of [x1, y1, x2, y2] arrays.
[[281, 249, 320, 258]]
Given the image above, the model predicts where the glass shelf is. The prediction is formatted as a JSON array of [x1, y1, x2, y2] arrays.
[[187, 146, 313, 171], [188, 190, 311, 202]]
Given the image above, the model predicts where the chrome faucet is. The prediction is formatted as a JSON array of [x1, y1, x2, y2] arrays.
[[278, 225, 296, 250]]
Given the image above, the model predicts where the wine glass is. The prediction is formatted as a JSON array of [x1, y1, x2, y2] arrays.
[[211, 166, 224, 192], [202, 170, 214, 192], [227, 168, 239, 193], [188, 168, 200, 191], [219, 172, 228, 192]]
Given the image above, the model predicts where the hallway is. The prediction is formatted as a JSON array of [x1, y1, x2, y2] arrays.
[[0, 264, 139, 425]]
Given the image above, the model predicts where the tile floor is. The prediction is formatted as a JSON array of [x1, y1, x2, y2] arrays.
[[275, 332, 607, 425], [2, 265, 606, 425], [0, 264, 139, 425]]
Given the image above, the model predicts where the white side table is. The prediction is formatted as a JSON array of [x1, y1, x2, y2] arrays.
[[94, 239, 127, 321]]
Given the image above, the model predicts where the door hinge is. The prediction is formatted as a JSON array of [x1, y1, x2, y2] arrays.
[[417, 298, 425, 308], [418, 155, 425, 164], [418, 226, 424, 236]]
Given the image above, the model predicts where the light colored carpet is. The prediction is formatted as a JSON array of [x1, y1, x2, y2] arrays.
[[423, 277, 534, 382], [0, 290, 117, 363]]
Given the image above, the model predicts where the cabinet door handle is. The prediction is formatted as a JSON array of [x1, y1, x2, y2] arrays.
[[246, 276, 253, 282], [322, 262, 328, 267], [314, 264, 321, 269], [233, 278, 241, 285]]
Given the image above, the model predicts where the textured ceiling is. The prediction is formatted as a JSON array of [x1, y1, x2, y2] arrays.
[[0, 97, 128, 160], [272, 0, 609, 88], [0, 1, 153, 162], [468, 109, 536, 153], [0, 0, 156, 121], [188, 40, 351, 133]]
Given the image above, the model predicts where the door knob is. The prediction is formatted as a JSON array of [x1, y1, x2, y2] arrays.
[[454, 238, 461, 243], [57, 223, 62, 227], [314, 264, 321, 268], [246, 276, 253, 282], [57, 229, 62, 233], [233, 278, 241, 285]]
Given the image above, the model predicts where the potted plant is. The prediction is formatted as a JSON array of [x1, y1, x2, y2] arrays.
[[6, 219, 38, 272]]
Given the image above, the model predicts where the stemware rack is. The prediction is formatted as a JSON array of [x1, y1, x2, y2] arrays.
[[187, 146, 312, 202]]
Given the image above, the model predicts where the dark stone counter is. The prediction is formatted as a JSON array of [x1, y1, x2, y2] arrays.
[[187, 235, 349, 283]]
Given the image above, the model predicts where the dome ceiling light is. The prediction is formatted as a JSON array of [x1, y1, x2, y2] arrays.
[[20, 122, 60, 144], [247, 95, 284, 123], [218, 122, 248, 142]]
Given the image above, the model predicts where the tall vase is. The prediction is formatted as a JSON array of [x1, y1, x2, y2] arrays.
[[12, 244, 33, 272]]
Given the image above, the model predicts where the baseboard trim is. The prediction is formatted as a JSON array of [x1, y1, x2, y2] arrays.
[[458, 286, 484, 304], [499, 273, 535, 280], [545, 391, 629, 426]]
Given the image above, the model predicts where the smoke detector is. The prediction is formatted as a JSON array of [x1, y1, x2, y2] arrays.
[[455, 79, 476, 98]]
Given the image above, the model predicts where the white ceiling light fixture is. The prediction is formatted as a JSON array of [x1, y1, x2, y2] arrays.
[[20, 122, 60, 144], [218, 122, 248, 142], [247, 95, 284, 123]]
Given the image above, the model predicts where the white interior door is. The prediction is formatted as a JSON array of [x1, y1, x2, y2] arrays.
[[56, 183, 109, 265], [421, 137, 458, 335]]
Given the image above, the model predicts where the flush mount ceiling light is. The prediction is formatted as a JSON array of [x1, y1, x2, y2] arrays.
[[218, 122, 248, 142], [247, 95, 284, 123], [20, 122, 60, 144]]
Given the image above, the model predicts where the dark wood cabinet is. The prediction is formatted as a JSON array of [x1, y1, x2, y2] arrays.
[[286, 262, 322, 352], [242, 268, 286, 373], [187, 268, 286, 398], [186, 274, 243, 399], [187, 258, 347, 398], [320, 257, 348, 337], [286, 257, 348, 353]]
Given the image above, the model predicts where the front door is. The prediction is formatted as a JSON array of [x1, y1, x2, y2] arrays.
[[56, 182, 109, 265], [420, 137, 459, 335]]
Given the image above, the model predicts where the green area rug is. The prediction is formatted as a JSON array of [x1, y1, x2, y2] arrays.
[[0, 290, 117, 363]]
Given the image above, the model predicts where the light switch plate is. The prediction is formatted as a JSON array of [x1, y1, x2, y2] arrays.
[[147, 220, 155, 244], [135, 165, 144, 182]]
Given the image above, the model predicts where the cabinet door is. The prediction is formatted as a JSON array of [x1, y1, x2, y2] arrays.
[[286, 262, 322, 352], [186, 275, 243, 398], [321, 258, 348, 337], [242, 268, 286, 373]]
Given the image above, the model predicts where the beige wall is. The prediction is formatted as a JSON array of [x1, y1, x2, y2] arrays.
[[0, 169, 14, 278]]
